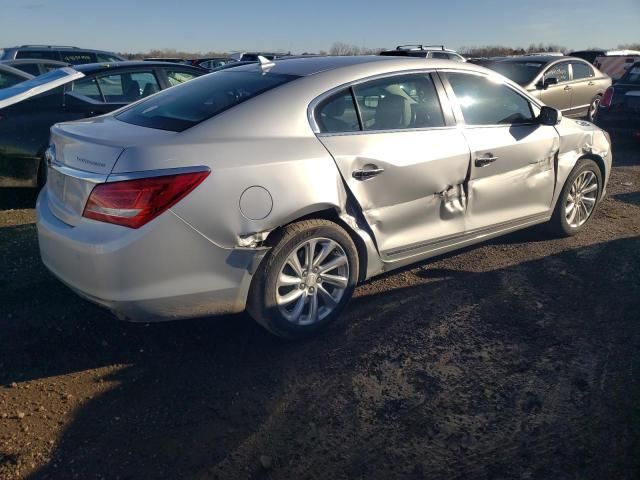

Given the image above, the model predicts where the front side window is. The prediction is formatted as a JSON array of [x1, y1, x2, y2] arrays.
[[166, 70, 199, 87], [315, 90, 360, 133], [571, 62, 595, 80], [353, 74, 445, 131], [96, 71, 160, 103], [116, 70, 297, 132], [544, 62, 570, 83], [447, 72, 534, 126], [71, 77, 102, 101]]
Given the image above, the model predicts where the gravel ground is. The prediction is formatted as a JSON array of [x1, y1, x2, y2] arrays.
[[1, 138, 639, 480]]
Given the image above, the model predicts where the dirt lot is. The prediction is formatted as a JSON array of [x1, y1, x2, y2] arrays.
[[1, 138, 639, 480]]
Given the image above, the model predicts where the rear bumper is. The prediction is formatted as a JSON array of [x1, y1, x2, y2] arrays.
[[36, 188, 267, 322]]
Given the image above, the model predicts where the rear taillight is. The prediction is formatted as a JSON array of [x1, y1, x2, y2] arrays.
[[83, 171, 210, 228], [600, 87, 614, 108]]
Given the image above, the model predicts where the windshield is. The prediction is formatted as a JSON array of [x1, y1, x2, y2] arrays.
[[116, 70, 297, 132], [620, 65, 640, 85], [488, 61, 545, 86]]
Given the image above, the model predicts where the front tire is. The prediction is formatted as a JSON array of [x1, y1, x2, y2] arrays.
[[549, 158, 602, 237], [247, 219, 359, 340]]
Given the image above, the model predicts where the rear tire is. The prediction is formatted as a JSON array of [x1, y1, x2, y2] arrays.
[[247, 219, 359, 340], [587, 95, 601, 122], [548, 158, 602, 237]]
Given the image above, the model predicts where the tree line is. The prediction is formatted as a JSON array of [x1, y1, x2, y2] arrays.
[[119, 43, 640, 60]]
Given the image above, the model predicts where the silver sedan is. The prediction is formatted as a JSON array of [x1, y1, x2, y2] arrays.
[[36, 56, 612, 339]]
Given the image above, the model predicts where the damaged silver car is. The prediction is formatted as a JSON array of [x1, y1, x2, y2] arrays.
[[36, 56, 612, 339]]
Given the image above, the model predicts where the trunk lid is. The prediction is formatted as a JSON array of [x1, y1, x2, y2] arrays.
[[46, 116, 176, 226]]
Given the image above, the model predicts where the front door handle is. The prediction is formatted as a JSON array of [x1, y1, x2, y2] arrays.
[[588, 81, 595, 86], [474, 156, 498, 167], [353, 166, 384, 180], [564, 85, 572, 91]]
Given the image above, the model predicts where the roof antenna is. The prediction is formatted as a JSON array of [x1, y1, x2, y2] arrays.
[[257, 55, 275, 73]]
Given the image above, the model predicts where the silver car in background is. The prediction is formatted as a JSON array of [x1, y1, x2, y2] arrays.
[[36, 56, 612, 339]]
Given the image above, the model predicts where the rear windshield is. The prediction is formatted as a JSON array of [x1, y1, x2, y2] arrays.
[[116, 70, 297, 132], [488, 61, 545, 85], [620, 65, 640, 85]]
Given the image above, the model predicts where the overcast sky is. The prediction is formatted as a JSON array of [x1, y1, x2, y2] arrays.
[[0, 0, 638, 53]]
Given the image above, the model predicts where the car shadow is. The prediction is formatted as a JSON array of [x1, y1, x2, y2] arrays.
[[0, 224, 635, 479], [0, 188, 39, 211]]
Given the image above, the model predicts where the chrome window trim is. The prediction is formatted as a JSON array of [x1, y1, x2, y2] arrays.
[[107, 165, 211, 183], [317, 125, 458, 138], [308, 68, 443, 134]]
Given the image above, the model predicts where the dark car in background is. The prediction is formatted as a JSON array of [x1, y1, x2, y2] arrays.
[[189, 57, 233, 70], [1, 59, 70, 76], [596, 62, 640, 140], [0, 45, 125, 64], [483, 55, 611, 121], [0, 61, 206, 187], [0, 63, 33, 88], [380, 44, 466, 62]]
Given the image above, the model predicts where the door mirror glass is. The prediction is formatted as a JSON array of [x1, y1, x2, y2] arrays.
[[537, 106, 562, 125]]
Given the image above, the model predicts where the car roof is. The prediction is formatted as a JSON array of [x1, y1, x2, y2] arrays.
[[229, 55, 480, 77], [2, 58, 69, 66], [495, 55, 583, 64], [73, 61, 204, 73]]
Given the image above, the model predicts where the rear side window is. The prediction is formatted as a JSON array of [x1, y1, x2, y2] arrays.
[[16, 50, 59, 60], [354, 74, 445, 131], [316, 90, 360, 133], [571, 62, 595, 80], [71, 77, 103, 101], [60, 51, 97, 64], [447, 72, 534, 126], [117, 71, 297, 132]]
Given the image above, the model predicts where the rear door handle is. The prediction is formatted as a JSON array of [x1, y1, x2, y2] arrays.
[[352, 167, 384, 180], [474, 156, 498, 167]]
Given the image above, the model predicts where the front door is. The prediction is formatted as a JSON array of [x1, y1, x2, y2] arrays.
[[313, 73, 471, 258], [442, 71, 558, 232], [540, 61, 572, 113]]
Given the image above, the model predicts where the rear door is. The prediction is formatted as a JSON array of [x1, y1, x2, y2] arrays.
[[441, 71, 558, 232], [569, 61, 598, 117], [313, 72, 471, 258], [540, 61, 572, 112]]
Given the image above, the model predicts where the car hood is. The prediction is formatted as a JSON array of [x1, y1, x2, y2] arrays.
[[0, 67, 83, 109]]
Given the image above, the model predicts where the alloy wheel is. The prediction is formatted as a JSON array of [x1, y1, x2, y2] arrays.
[[276, 238, 349, 326], [565, 170, 598, 228]]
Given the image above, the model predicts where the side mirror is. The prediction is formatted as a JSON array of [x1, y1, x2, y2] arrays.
[[540, 77, 559, 90], [538, 106, 562, 126]]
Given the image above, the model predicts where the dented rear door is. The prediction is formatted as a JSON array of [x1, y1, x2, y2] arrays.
[[315, 73, 470, 258]]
